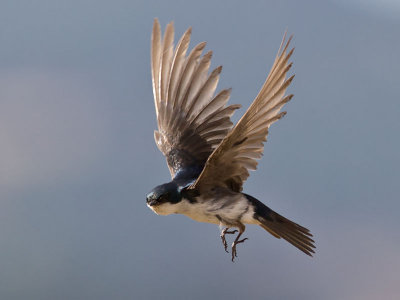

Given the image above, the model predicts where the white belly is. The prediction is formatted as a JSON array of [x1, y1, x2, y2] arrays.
[[179, 195, 258, 226], [179, 200, 222, 224]]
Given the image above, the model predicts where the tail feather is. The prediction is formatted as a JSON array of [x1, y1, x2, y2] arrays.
[[245, 194, 316, 256], [259, 211, 316, 256]]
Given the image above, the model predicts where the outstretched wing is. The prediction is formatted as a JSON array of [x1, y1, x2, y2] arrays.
[[151, 19, 240, 179], [192, 33, 294, 192]]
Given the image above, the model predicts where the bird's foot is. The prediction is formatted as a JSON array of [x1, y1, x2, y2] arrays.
[[220, 228, 238, 253], [231, 237, 248, 262]]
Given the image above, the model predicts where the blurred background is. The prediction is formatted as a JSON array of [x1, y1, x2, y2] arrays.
[[1, 0, 399, 299]]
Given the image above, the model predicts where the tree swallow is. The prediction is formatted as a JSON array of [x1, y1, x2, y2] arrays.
[[146, 19, 315, 261]]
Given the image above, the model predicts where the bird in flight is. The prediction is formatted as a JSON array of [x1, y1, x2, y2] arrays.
[[146, 19, 315, 261]]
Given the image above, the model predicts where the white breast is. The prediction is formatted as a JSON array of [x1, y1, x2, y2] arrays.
[[177, 199, 221, 224]]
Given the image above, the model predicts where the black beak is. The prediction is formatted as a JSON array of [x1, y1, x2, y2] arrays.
[[147, 199, 158, 206], [146, 193, 158, 206]]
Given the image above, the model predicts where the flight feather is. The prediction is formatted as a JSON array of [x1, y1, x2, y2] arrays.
[[151, 19, 240, 179], [192, 33, 294, 192]]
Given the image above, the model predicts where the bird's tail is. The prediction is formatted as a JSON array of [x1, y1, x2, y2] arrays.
[[245, 194, 315, 256]]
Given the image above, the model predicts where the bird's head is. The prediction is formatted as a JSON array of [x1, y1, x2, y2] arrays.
[[146, 181, 182, 215]]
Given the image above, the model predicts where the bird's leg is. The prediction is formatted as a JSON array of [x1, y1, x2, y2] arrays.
[[220, 228, 238, 253], [231, 224, 248, 262]]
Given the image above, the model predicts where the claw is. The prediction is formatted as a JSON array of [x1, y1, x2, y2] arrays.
[[220, 228, 238, 253], [221, 234, 228, 253], [231, 236, 248, 262]]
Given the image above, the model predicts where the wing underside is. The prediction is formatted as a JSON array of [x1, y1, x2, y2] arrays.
[[151, 19, 240, 179], [192, 33, 294, 192]]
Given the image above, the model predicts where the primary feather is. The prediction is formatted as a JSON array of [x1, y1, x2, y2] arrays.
[[192, 33, 294, 192], [151, 19, 240, 179]]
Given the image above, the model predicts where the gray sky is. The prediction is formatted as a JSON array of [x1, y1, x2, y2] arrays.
[[1, 0, 399, 299]]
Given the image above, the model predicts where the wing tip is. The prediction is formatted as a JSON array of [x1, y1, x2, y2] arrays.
[[164, 21, 175, 36], [214, 65, 223, 74], [230, 103, 242, 110], [287, 74, 295, 84], [203, 50, 213, 60], [277, 30, 293, 55], [152, 18, 161, 39]]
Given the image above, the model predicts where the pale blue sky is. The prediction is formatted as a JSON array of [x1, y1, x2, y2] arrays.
[[1, 0, 399, 299]]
